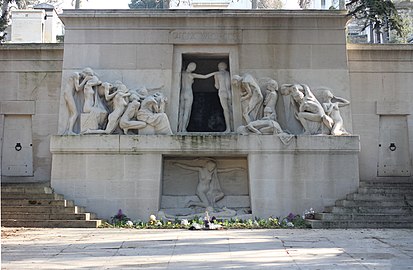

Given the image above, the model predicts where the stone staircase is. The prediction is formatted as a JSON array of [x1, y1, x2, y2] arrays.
[[1, 182, 102, 228], [307, 179, 413, 229]]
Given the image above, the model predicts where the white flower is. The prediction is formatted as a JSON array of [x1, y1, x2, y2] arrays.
[[149, 215, 157, 222], [181, 219, 189, 226], [286, 222, 294, 228], [126, 220, 134, 227]]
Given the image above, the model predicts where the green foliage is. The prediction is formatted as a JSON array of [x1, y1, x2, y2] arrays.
[[101, 212, 311, 229], [346, 0, 405, 39]]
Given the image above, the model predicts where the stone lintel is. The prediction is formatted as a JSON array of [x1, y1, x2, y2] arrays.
[[376, 101, 411, 115], [50, 135, 360, 154], [0, 101, 36, 115]]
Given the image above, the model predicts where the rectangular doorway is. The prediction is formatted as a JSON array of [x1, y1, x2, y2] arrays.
[[1, 115, 33, 176], [378, 115, 411, 177], [181, 54, 229, 132]]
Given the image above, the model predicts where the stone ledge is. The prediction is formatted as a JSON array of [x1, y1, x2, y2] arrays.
[[50, 134, 360, 154]]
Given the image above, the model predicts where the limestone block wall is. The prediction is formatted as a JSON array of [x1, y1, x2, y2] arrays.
[[348, 44, 413, 180], [50, 135, 360, 220], [58, 10, 352, 134], [0, 44, 63, 182]]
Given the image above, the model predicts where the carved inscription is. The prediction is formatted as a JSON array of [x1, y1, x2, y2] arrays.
[[170, 30, 241, 44]]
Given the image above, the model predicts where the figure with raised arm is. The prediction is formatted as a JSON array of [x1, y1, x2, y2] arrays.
[[318, 89, 350, 135], [62, 72, 86, 135], [173, 158, 244, 208], [179, 62, 216, 132], [80, 67, 102, 113]]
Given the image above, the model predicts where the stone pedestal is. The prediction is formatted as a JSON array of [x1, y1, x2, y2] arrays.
[[50, 135, 360, 220]]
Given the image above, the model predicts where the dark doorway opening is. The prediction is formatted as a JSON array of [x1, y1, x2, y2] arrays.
[[182, 54, 229, 132]]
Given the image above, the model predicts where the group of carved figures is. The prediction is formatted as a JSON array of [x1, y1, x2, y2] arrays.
[[63, 65, 350, 136], [178, 61, 350, 136], [63, 67, 172, 135]]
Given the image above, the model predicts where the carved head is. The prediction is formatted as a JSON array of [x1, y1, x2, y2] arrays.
[[267, 80, 278, 92], [218, 62, 227, 71], [316, 89, 334, 103], [81, 67, 94, 76], [206, 160, 217, 171], [291, 87, 304, 103], [264, 107, 273, 118], [231, 75, 242, 86], [186, 62, 196, 72]]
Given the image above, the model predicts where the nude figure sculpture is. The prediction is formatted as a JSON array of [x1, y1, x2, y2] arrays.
[[317, 89, 350, 136], [80, 68, 102, 113], [62, 72, 86, 135], [178, 62, 215, 132], [173, 158, 243, 208], [213, 62, 233, 133], [119, 100, 147, 134], [289, 84, 334, 135], [232, 74, 264, 124]]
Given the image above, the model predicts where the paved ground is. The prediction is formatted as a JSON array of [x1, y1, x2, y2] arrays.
[[1, 228, 413, 269]]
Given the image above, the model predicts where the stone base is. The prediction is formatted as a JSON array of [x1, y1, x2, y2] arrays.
[[50, 134, 360, 221]]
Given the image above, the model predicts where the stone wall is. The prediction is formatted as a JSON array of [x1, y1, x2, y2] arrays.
[[0, 44, 63, 182], [348, 44, 413, 180]]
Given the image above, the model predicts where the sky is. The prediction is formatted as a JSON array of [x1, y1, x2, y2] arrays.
[[58, 0, 299, 9], [60, 0, 131, 9]]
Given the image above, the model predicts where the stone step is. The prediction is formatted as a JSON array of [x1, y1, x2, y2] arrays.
[[1, 199, 74, 207], [1, 219, 102, 228], [1, 205, 85, 214], [359, 180, 413, 188], [357, 187, 413, 194], [325, 205, 413, 214], [307, 219, 413, 229], [335, 199, 412, 207], [1, 212, 96, 220], [1, 192, 64, 200], [314, 212, 413, 222], [1, 184, 53, 194], [346, 193, 413, 201]]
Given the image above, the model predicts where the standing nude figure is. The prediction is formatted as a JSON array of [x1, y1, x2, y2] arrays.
[[62, 72, 89, 135], [81, 68, 101, 113], [178, 62, 215, 132], [213, 62, 233, 133], [263, 79, 278, 120], [83, 81, 130, 134], [173, 159, 244, 208]]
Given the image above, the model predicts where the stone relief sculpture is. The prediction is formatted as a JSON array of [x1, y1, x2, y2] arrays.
[[62, 67, 173, 135], [173, 158, 243, 208], [230, 73, 350, 137], [232, 74, 264, 124], [316, 88, 350, 136], [213, 62, 233, 133], [119, 100, 146, 135], [81, 68, 102, 113], [263, 79, 278, 120], [292, 84, 334, 135], [61, 66, 350, 137], [62, 72, 84, 135], [178, 62, 215, 132], [136, 92, 173, 135]]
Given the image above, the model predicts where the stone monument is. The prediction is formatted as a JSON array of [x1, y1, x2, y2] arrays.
[[51, 10, 360, 221]]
